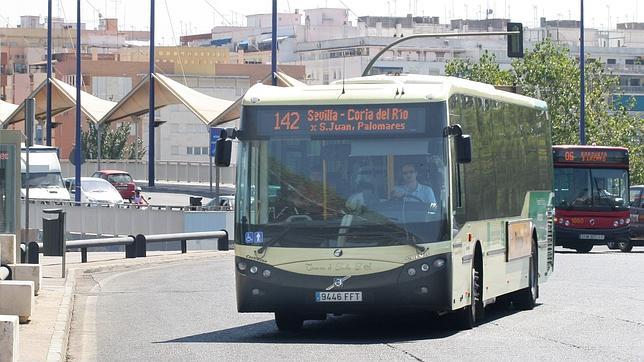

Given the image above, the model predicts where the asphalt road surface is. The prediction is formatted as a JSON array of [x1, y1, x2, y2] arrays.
[[68, 246, 644, 361]]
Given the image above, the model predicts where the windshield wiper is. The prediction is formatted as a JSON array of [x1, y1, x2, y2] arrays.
[[255, 226, 292, 255], [344, 226, 426, 253]]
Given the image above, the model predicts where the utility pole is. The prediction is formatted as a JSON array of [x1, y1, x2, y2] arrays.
[[148, 0, 155, 187], [271, 0, 277, 86], [579, 0, 586, 145], [46, 0, 52, 146], [74, 0, 82, 203]]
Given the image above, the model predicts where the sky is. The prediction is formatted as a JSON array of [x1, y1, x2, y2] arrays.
[[1, 0, 643, 45]]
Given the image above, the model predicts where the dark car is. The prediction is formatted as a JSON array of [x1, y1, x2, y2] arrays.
[[91, 170, 136, 201], [630, 185, 644, 244]]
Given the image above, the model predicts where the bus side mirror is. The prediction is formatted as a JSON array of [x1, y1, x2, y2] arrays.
[[456, 134, 472, 164], [214, 138, 232, 167]]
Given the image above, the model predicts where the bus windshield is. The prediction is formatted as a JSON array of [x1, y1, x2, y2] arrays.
[[554, 167, 629, 211], [236, 137, 450, 248]]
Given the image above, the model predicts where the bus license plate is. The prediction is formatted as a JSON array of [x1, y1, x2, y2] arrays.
[[579, 234, 605, 240], [315, 291, 362, 302]]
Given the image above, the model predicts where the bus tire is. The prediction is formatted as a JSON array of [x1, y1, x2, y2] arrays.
[[513, 241, 538, 310], [456, 252, 483, 330], [618, 241, 633, 253], [275, 312, 303, 332], [607, 241, 619, 250], [574, 244, 593, 253]]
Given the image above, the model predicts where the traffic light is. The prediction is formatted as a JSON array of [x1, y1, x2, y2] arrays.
[[507, 22, 524, 58]]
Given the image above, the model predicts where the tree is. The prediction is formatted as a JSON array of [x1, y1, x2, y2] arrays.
[[445, 39, 644, 184], [81, 122, 147, 160]]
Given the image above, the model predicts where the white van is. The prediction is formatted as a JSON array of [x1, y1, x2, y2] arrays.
[[21, 145, 71, 201]]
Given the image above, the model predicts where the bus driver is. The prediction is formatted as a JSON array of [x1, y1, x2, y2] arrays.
[[391, 163, 437, 209]]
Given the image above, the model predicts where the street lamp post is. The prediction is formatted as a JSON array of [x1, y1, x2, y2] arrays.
[[579, 0, 586, 145]]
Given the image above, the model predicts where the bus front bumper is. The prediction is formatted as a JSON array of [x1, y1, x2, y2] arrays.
[[555, 225, 630, 246], [235, 253, 452, 314]]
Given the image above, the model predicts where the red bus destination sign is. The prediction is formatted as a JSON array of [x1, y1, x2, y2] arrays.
[[553, 147, 628, 166], [243, 103, 432, 138]]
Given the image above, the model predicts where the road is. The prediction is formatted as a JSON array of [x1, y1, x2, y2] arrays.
[[68, 247, 644, 361]]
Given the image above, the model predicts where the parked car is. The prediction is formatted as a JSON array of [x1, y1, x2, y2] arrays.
[[630, 185, 644, 244], [91, 170, 136, 201], [203, 195, 235, 210], [64, 177, 124, 206]]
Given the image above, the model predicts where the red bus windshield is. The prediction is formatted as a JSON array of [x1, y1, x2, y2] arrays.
[[554, 167, 629, 211]]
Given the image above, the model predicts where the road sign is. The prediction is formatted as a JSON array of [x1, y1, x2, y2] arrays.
[[209, 127, 223, 157]]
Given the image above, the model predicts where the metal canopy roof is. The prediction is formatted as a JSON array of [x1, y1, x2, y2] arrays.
[[99, 73, 234, 125], [1, 77, 116, 128], [209, 70, 306, 126]]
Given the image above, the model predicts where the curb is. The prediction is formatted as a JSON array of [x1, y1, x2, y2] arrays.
[[43, 250, 232, 361], [46, 269, 76, 362]]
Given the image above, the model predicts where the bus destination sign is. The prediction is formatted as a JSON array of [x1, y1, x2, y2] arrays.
[[244, 103, 430, 137], [553, 147, 628, 165]]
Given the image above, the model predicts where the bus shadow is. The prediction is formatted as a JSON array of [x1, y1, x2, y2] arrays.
[[158, 305, 531, 345], [556, 250, 644, 254]]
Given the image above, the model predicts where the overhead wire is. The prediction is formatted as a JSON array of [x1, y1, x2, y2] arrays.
[[163, 0, 187, 85], [201, 0, 233, 26]]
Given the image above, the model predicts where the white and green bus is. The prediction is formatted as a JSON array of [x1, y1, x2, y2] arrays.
[[215, 74, 555, 331]]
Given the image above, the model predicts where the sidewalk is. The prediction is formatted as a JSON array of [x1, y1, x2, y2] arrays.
[[18, 249, 232, 362]]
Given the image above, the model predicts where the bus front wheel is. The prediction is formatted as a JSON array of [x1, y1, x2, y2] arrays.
[[618, 241, 633, 253], [456, 259, 483, 330], [275, 312, 303, 332], [607, 241, 619, 250]]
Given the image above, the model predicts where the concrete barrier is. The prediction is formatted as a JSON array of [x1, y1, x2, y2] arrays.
[[7, 264, 41, 296], [0, 234, 17, 265], [0, 281, 34, 323], [0, 315, 19, 362]]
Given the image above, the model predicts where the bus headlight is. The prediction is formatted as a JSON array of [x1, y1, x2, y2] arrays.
[[613, 220, 619, 227], [250, 266, 259, 274], [619, 219, 625, 225], [432, 258, 446, 269], [262, 269, 271, 278], [626, 218, 631, 224], [564, 220, 570, 227], [407, 268, 417, 276], [420, 264, 430, 272], [237, 262, 247, 272]]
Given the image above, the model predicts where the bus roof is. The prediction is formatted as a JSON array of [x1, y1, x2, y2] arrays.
[[242, 74, 548, 111]]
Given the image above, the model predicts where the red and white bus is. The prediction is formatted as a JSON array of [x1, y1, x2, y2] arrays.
[[552, 146, 631, 252]]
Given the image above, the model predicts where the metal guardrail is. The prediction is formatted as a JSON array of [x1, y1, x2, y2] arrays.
[[22, 199, 235, 240], [60, 159, 237, 184], [24, 198, 232, 212], [27, 230, 229, 264]]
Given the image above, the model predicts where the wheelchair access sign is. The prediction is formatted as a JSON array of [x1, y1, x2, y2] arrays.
[[245, 231, 264, 245]]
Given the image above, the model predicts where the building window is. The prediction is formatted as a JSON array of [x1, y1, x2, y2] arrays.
[[629, 78, 640, 87], [626, 59, 635, 65], [187, 146, 193, 155], [201, 147, 208, 155], [606, 59, 616, 65], [194, 147, 202, 155]]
